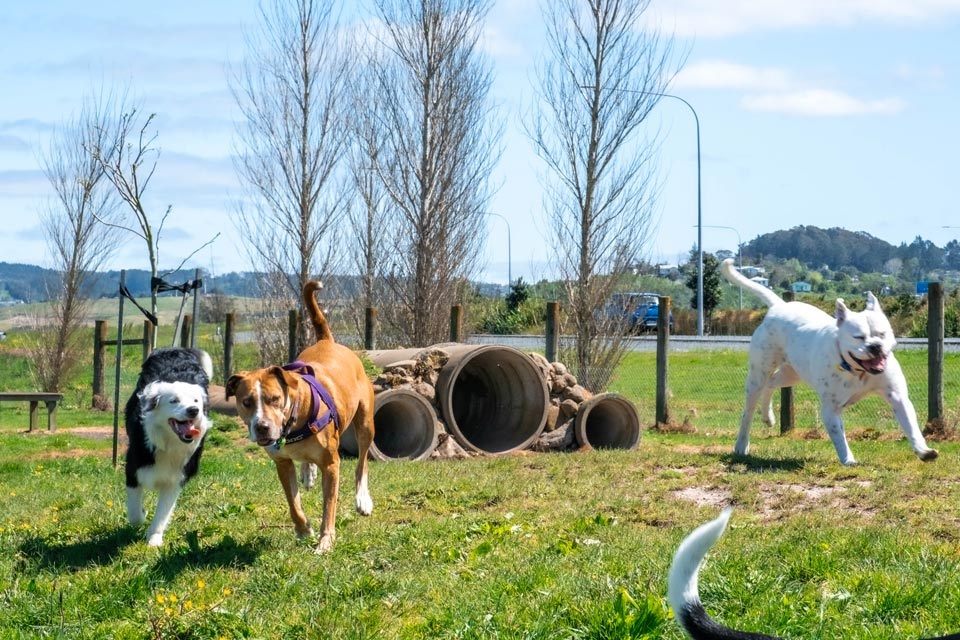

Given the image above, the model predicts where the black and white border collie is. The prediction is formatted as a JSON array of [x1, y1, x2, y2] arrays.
[[124, 347, 213, 546], [669, 508, 960, 640]]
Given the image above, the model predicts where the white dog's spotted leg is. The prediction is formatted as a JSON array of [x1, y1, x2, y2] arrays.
[[888, 386, 939, 461], [126, 485, 146, 525], [146, 485, 183, 546], [821, 407, 856, 465]]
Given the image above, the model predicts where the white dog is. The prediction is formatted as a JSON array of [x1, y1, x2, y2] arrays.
[[721, 259, 937, 465], [124, 348, 212, 546]]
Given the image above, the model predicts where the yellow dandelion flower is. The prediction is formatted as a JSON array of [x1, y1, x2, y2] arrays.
[[223, 588, 232, 596], [157, 594, 167, 604], [169, 594, 177, 603], [184, 601, 193, 610], [197, 579, 206, 589], [164, 607, 173, 615], [106, 501, 114, 507]]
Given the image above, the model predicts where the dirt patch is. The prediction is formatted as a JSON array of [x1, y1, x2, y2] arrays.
[[670, 486, 732, 508]]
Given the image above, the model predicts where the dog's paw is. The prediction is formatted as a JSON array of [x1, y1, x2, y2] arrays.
[[147, 533, 164, 547], [356, 491, 374, 516], [315, 534, 335, 554], [919, 448, 939, 462], [299, 462, 317, 489], [128, 510, 147, 526]]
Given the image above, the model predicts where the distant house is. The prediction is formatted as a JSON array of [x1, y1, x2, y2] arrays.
[[739, 265, 766, 278], [791, 281, 812, 293], [655, 264, 679, 278], [750, 276, 770, 288]]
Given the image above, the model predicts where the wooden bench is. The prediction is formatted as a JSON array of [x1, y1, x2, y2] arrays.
[[0, 392, 64, 432]]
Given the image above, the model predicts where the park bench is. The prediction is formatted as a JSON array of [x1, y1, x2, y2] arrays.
[[0, 392, 64, 432]]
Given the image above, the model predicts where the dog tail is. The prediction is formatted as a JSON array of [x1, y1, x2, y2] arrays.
[[668, 508, 779, 640], [720, 258, 782, 309], [303, 280, 334, 343]]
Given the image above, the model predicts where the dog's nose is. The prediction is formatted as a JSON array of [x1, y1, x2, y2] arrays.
[[186, 406, 200, 419], [867, 342, 883, 356]]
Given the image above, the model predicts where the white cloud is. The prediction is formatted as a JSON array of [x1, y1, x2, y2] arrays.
[[674, 60, 791, 91], [651, 0, 960, 37], [741, 90, 906, 116]]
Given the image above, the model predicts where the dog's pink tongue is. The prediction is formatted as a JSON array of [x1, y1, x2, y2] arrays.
[[864, 355, 886, 372], [186, 424, 201, 437]]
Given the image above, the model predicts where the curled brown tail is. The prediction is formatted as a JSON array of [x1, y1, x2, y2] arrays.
[[302, 280, 334, 343]]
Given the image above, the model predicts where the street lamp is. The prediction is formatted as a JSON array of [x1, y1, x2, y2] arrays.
[[576, 86, 703, 334], [702, 224, 742, 309], [485, 211, 512, 287]]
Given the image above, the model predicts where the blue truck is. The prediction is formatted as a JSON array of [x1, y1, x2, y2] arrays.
[[607, 292, 673, 333]]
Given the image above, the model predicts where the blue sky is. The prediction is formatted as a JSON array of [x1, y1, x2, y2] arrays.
[[2, 1, 959, 283]]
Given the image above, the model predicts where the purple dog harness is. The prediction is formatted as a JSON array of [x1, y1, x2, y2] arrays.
[[275, 361, 341, 449]]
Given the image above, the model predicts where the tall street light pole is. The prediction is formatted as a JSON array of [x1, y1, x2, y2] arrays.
[[702, 224, 742, 309], [485, 211, 512, 287], [576, 86, 703, 335], [659, 93, 704, 336]]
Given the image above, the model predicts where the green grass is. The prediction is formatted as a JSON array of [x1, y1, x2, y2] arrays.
[[3, 339, 960, 638], [3, 426, 960, 639]]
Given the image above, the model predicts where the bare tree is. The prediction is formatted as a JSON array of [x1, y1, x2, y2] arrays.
[[344, 48, 394, 344], [31, 93, 122, 396], [368, 0, 500, 346], [231, 0, 352, 362], [93, 98, 218, 344], [526, 0, 681, 390]]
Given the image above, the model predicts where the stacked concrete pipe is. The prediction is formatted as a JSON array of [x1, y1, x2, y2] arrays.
[[573, 393, 641, 450], [340, 387, 440, 461], [367, 344, 550, 455]]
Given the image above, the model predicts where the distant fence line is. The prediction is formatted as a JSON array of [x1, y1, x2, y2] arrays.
[[92, 284, 952, 432]]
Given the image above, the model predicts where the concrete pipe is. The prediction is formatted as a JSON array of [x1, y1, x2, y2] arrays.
[[433, 344, 549, 454], [339, 388, 440, 461], [574, 393, 641, 450]]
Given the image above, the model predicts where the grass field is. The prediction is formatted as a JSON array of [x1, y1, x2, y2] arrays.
[[2, 339, 960, 638]]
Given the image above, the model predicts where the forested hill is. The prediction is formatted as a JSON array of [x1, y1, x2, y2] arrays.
[[743, 226, 960, 273], [0, 263, 261, 303]]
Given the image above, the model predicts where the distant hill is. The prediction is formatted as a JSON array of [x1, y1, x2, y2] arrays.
[[0, 263, 263, 303], [743, 226, 960, 274]]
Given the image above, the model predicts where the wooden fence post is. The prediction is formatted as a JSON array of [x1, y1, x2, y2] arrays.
[[92, 320, 107, 404], [180, 314, 192, 348], [224, 313, 235, 382], [545, 302, 559, 363], [928, 282, 944, 424], [449, 305, 463, 343], [780, 290, 795, 433], [142, 320, 153, 362], [655, 296, 671, 425]]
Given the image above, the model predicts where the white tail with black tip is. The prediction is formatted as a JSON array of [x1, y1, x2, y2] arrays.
[[668, 509, 960, 640]]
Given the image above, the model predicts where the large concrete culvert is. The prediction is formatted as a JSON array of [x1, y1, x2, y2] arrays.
[[366, 344, 550, 455], [433, 344, 549, 454], [573, 393, 641, 450], [339, 388, 440, 461]]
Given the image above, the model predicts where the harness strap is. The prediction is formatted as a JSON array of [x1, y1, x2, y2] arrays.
[[274, 361, 340, 449]]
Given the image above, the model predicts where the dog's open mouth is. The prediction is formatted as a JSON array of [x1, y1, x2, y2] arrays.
[[850, 352, 887, 374], [169, 418, 202, 442], [256, 436, 277, 447]]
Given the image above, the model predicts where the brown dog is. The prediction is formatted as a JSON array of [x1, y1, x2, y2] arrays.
[[225, 281, 375, 552]]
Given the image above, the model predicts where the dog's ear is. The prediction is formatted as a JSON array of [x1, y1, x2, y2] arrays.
[[139, 382, 161, 412], [835, 298, 848, 325], [865, 291, 881, 312], [268, 365, 300, 392], [225, 373, 246, 399]]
